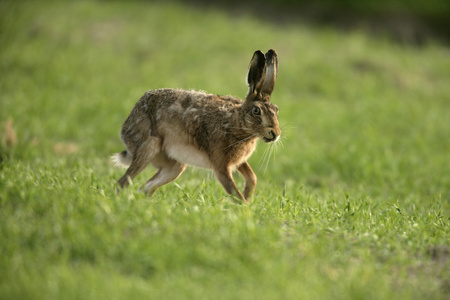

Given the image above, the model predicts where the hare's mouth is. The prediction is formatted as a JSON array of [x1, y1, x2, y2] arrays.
[[262, 130, 279, 143], [263, 135, 279, 143]]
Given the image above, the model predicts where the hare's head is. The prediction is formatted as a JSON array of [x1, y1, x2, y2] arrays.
[[242, 49, 281, 143]]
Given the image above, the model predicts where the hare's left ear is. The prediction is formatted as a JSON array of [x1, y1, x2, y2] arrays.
[[246, 50, 267, 98], [261, 49, 278, 97]]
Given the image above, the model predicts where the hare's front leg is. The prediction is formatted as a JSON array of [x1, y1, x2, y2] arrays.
[[214, 167, 247, 203], [237, 162, 257, 201]]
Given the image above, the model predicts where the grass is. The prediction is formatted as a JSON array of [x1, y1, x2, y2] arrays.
[[1, 0, 449, 299]]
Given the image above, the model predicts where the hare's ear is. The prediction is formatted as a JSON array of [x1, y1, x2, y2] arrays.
[[261, 49, 278, 97], [246, 50, 267, 98]]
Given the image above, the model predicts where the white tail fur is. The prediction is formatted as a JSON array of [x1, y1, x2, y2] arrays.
[[111, 150, 132, 168]]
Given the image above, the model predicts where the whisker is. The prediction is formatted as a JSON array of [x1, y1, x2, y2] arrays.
[[271, 143, 277, 167], [262, 145, 270, 174], [280, 121, 297, 130], [258, 141, 277, 174], [224, 134, 257, 150], [214, 127, 252, 138], [280, 125, 297, 130], [265, 143, 275, 173], [277, 137, 285, 149], [258, 144, 270, 173]]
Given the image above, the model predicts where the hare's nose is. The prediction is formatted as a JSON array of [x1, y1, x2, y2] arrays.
[[263, 129, 280, 143], [267, 129, 279, 141], [269, 130, 276, 139]]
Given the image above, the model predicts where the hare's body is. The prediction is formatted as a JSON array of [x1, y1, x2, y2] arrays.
[[124, 89, 258, 169], [113, 50, 281, 202]]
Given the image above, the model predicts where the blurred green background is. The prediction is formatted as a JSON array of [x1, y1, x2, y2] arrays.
[[182, 0, 450, 45], [1, 0, 449, 299]]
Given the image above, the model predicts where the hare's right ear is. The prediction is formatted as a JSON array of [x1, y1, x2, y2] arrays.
[[261, 49, 278, 96], [246, 50, 266, 98]]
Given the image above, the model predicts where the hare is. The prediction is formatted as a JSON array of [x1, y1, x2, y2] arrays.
[[112, 49, 281, 203]]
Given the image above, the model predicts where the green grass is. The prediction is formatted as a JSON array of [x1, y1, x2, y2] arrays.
[[1, 1, 449, 299]]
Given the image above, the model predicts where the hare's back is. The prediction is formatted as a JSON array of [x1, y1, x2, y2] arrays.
[[147, 89, 241, 115]]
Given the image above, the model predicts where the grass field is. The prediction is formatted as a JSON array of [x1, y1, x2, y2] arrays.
[[1, 1, 449, 299]]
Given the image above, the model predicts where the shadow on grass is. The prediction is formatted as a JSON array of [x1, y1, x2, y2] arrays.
[[177, 0, 450, 46]]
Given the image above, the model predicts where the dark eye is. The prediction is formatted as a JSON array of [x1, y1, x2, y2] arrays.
[[252, 106, 261, 115]]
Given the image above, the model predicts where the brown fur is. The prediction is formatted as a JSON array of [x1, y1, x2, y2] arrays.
[[112, 49, 281, 203]]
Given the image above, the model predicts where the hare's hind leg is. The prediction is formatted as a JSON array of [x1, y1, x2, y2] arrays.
[[140, 152, 186, 196], [117, 136, 162, 190]]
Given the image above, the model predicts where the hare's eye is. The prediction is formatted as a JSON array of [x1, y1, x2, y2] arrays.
[[252, 106, 261, 116]]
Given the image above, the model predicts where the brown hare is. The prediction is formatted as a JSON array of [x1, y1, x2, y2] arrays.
[[112, 49, 281, 203]]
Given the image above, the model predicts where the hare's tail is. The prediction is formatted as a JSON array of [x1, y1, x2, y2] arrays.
[[111, 150, 132, 168]]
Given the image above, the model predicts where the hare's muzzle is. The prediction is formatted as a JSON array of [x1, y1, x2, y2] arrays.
[[263, 129, 280, 143]]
